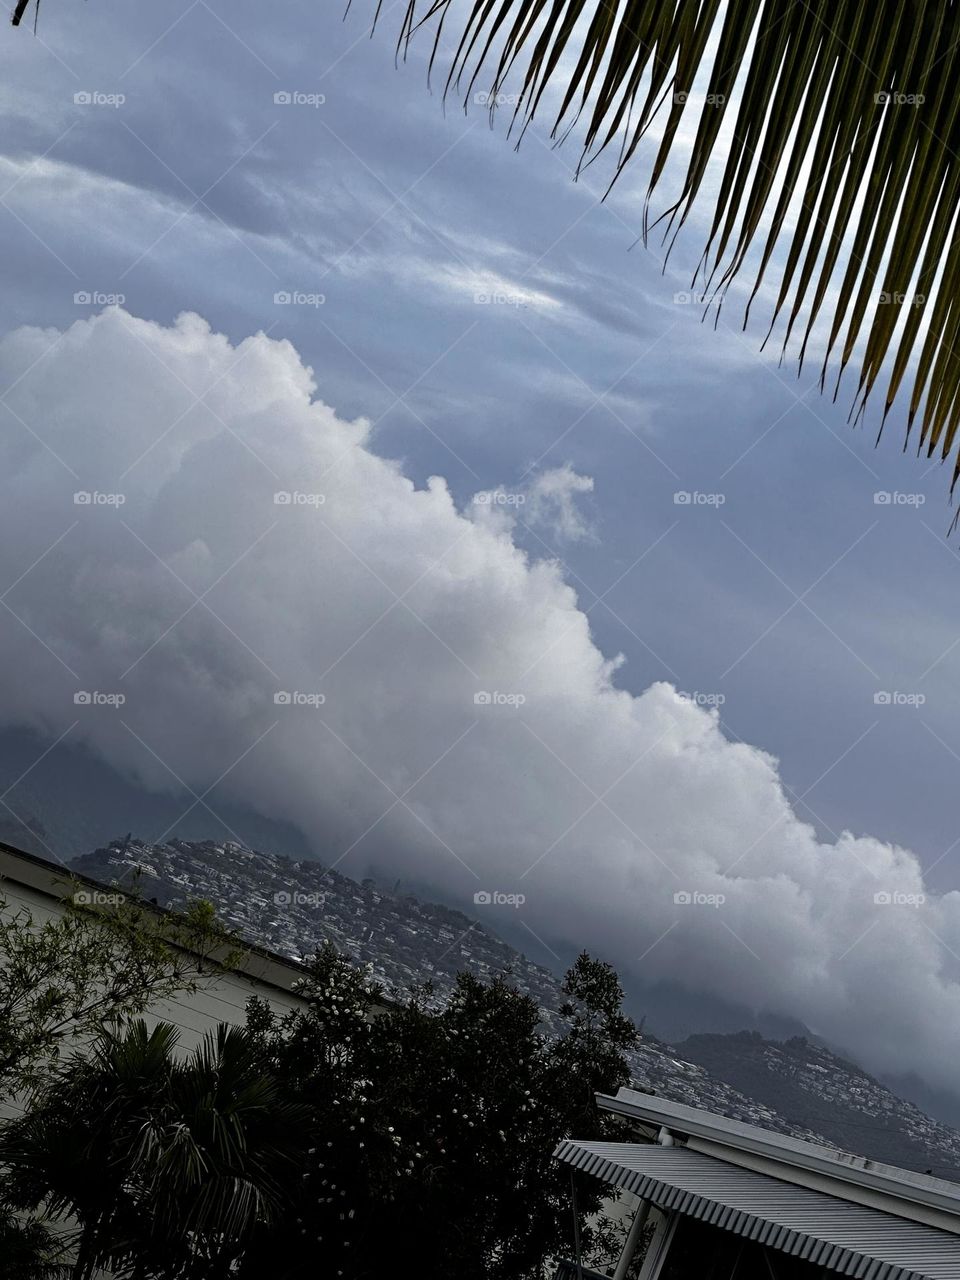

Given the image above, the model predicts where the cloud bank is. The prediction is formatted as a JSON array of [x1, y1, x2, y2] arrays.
[[2, 308, 958, 1091]]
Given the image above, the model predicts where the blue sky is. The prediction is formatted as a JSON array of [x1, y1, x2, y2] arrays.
[[3, 0, 960, 1087]]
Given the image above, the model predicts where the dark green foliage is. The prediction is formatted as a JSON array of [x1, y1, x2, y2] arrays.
[[0, 883, 243, 1095], [240, 944, 636, 1279], [0, 887, 276, 1280], [0, 1206, 69, 1280], [0, 1019, 308, 1280], [0, 924, 637, 1278]]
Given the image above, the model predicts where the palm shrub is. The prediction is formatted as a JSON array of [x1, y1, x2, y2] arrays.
[[0, 1019, 308, 1280], [0, 1206, 70, 1280]]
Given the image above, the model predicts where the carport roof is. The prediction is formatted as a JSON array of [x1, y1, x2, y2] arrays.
[[555, 1140, 960, 1280]]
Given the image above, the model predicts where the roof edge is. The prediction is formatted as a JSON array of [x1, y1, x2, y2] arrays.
[[598, 1088, 960, 1226], [0, 838, 310, 998]]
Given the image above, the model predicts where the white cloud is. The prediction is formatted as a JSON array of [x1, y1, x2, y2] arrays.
[[419, 262, 564, 312], [524, 464, 595, 542], [3, 308, 960, 1094]]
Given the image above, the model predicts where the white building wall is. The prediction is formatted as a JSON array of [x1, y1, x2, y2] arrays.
[[0, 845, 318, 1278], [0, 849, 311, 1112]]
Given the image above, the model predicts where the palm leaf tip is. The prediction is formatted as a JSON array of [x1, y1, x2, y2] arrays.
[[378, 0, 960, 503]]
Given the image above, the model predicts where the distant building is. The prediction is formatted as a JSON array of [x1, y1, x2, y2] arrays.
[[556, 1090, 960, 1279]]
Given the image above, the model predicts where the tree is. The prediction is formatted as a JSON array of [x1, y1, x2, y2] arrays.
[[0, 882, 243, 1096], [240, 943, 637, 1279], [0, 1019, 308, 1280], [0, 1206, 69, 1280], [0, 879, 246, 1278], [0, 938, 641, 1278]]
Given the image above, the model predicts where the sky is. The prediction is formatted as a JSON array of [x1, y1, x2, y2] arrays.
[[2, 1, 960, 1095]]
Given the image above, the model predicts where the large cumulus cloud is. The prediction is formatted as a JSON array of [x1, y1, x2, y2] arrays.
[[2, 307, 958, 1090]]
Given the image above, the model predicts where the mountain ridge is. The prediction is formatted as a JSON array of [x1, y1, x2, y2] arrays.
[[69, 834, 960, 1182]]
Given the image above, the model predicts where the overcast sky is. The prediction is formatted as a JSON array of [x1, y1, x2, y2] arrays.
[[3, 0, 960, 1093]]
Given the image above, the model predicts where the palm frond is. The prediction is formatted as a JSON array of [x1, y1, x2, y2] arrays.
[[385, 0, 960, 496]]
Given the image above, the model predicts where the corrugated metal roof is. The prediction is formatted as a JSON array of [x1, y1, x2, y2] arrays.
[[599, 1089, 960, 1222], [555, 1140, 960, 1280]]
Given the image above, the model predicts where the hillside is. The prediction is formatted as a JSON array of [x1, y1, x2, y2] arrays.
[[676, 1030, 960, 1180], [71, 835, 960, 1179], [71, 835, 563, 1014]]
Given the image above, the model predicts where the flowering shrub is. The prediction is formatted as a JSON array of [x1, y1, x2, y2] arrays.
[[241, 944, 637, 1279]]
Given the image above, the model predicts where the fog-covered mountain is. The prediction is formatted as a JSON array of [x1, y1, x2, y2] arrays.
[[71, 835, 960, 1181], [1, 726, 867, 1059], [0, 727, 311, 862]]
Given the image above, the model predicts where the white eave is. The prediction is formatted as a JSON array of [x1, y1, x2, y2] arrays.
[[598, 1087, 960, 1235]]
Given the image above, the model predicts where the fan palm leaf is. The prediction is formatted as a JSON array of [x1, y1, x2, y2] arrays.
[[381, 1, 960, 494], [0, 1020, 308, 1278], [159, 1023, 307, 1240]]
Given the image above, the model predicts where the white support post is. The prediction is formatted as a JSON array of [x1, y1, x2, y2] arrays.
[[612, 1198, 652, 1280], [636, 1210, 678, 1280]]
